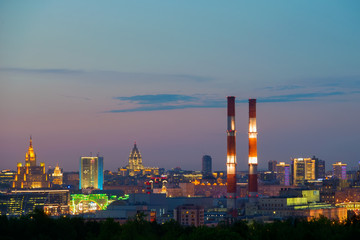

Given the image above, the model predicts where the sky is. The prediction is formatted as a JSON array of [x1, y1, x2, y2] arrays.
[[1, 1, 360, 172]]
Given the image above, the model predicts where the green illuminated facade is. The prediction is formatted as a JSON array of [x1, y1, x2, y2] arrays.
[[70, 193, 129, 214]]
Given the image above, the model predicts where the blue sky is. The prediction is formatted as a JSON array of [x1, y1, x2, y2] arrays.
[[1, 1, 360, 171]]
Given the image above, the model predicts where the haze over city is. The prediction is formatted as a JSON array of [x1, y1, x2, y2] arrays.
[[1, 1, 360, 172]]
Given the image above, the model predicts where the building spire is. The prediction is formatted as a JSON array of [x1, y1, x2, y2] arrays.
[[26, 135, 36, 166], [127, 141, 144, 173]]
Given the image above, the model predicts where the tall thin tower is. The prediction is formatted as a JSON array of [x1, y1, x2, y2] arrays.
[[226, 96, 237, 210], [248, 99, 258, 200]]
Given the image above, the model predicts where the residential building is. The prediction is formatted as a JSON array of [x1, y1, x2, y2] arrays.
[[174, 204, 204, 227]]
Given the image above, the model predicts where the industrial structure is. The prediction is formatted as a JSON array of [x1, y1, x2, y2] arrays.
[[248, 99, 258, 200], [251, 190, 347, 221], [226, 96, 237, 211]]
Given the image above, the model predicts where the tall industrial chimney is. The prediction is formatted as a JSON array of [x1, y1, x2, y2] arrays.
[[226, 96, 237, 211], [248, 99, 258, 200]]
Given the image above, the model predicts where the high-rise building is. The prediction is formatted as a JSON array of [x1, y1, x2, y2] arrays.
[[79, 155, 103, 190], [268, 160, 277, 173], [292, 158, 304, 186], [50, 164, 63, 185], [12, 137, 50, 189], [202, 155, 212, 176], [333, 162, 347, 180], [291, 158, 315, 186], [276, 162, 290, 186], [313, 156, 325, 179], [304, 158, 316, 180], [127, 142, 144, 176]]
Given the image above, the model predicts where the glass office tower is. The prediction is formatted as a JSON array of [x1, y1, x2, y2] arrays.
[[79, 156, 103, 190]]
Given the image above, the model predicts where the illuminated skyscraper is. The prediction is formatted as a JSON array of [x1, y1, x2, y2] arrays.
[[333, 162, 347, 180], [12, 137, 50, 189], [304, 158, 316, 180], [291, 158, 315, 186], [276, 162, 290, 186], [79, 155, 103, 190]]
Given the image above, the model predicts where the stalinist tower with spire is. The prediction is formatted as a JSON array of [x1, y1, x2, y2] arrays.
[[12, 136, 50, 189], [126, 142, 144, 176], [25, 136, 36, 167]]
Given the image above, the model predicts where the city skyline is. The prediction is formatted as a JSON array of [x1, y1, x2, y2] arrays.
[[1, 1, 360, 171]]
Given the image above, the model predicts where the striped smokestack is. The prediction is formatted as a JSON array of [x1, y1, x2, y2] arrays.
[[227, 96, 237, 211], [248, 99, 258, 199]]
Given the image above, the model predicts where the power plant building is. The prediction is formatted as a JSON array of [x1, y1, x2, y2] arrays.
[[248, 99, 258, 199], [226, 96, 237, 211], [79, 155, 104, 190], [253, 190, 347, 221]]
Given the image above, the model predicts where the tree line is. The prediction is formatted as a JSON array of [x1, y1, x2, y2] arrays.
[[0, 211, 359, 240]]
